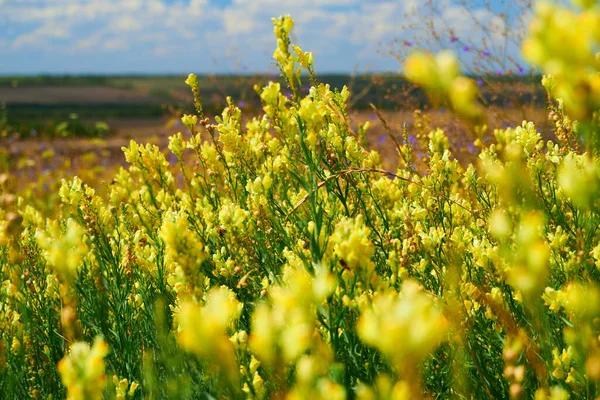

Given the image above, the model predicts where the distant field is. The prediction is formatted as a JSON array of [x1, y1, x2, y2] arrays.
[[6, 107, 550, 178], [0, 73, 546, 110], [0, 86, 167, 105], [1, 74, 550, 166]]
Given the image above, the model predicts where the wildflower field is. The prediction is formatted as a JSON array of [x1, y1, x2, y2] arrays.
[[2, 1, 600, 399]]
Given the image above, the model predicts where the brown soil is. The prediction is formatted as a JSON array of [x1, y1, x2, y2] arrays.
[[0, 86, 168, 105], [6, 106, 551, 176]]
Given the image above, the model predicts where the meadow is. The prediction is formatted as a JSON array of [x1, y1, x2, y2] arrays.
[[2, 1, 600, 399]]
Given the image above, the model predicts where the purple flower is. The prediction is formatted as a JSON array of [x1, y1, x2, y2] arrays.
[[238, 100, 246, 109], [463, 45, 471, 52], [477, 78, 484, 87], [495, 68, 503, 75], [378, 135, 386, 145], [467, 144, 476, 153], [169, 153, 178, 165], [517, 65, 525, 74], [408, 135, 417, 145], [450, 35, 459, 43], [481, 50, 491, 57], [403, 40, 412, 47], [370, 113, 377, 121]]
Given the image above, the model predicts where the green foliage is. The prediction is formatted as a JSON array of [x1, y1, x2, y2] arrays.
[[1, 4, 600, 400]]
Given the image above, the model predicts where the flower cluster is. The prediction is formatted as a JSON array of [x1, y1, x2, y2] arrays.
[[404, 51, 483, 123], [58, 337, 109, 400], [523, 1, 600, 121], [2, 6, 600, 400]]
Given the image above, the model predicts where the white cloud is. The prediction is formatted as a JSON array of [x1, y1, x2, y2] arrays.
[[222, 8, 257, 35], [153, 46, 169, 57], [188, 0, 209, 16], [12, 20, 70, 48], [147, 0, 167, 16], [1, 0, 532, 73], [6, 0, 212, 55], [231, 0, 358, 6], [102, 37, 127, 51], [71, 31, 103, 51], [109, 15, 142, 32]]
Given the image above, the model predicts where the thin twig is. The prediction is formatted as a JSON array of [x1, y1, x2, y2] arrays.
[[369, 103, 403, 156], [287, 167, 477, 218]]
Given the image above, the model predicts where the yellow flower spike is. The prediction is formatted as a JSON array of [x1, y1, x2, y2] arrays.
[[10, 337, 20, 354], [330, 215, 375, 273], [184, 73, 198, 89], [586, 351, 600, 380], [58, 337, 109, 400], [249, 303, 276, 364], [168, 132, 185, 159], [35, 218, 88, 280], [181, 114, 198, 129], [549, 386, 570, 400], [541, 74, 556, 92], [355, 384, 376, 400], [488, 208, 513, 239], [160, 209, 207, 279], [128, 382, 139, 397], [281, 322, 312, 362], [114, 377, 129, 400], [405, 50, 483, 123], [435, 51, 460, 90], [505, 211, 551, 298], [292, 45, 314, 70], [316, 379, 346, 400], [558, 153, 599, 209], [449, 77, 483, 121], [516, 211, 544, 245], [404, 52, 438, 90], [524, 1, 600, 121], [283, 62, 296, 87], [390, 381, 411, 400], [252, 371, 264, 391], [218, 199, 251, 233], [562, 282, 600, 321], [177, 286, 241, 356], [282, 16, 294, 33], [249, 356, 260, 375], [312, 265, 336, 301], [358, 280, 448, 368]]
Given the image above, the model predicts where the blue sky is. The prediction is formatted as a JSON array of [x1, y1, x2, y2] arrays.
[[0, 0, 533, 75]]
